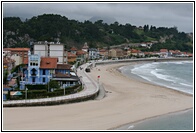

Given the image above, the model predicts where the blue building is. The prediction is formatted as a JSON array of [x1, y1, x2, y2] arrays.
[[20, 52, 79, 90]]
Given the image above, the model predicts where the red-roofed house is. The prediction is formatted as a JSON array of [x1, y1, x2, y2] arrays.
[[67, 52, 77, 63], [4, 48, 30, 64], [40, 57, 58, 69], [99, 49, 108, 59], [70, 47, 78, 55], [76, 50, 88, 63], [160, 49, 168, 58], [127, 49, 144, 57], [20, 53, 79, 90]]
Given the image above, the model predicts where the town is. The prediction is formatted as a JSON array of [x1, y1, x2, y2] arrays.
[[3, 41, 193, 101]]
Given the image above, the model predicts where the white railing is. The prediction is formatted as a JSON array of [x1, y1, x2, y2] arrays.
[[3, 63, 100, 106]]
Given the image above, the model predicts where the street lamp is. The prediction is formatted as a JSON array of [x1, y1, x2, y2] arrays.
[[48, 76, 51, 92], [64, 86, 65, 95], [25, 87, 28, 100], [79, 76, 83, 89], [97, 75, 100, 84]]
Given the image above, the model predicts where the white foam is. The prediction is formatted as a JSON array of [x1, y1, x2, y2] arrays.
[[128, 125, 135, 129], [180, 83, 193, 87]]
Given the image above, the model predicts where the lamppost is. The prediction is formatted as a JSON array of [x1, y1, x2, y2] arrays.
[[79, 76, 83, 89], [48, 76, 51, 92], [64, 85, 65, 95], [25, 87, 28, 100], [97, 75, 100, 84]]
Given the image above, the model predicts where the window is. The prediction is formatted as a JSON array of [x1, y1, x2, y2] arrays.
[[32, 77, 35, 83], [43, 70, 46, 75], [43, 78, 45, 83]]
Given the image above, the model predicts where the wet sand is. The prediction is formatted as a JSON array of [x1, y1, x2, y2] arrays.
[[3, 63, 193, 130]]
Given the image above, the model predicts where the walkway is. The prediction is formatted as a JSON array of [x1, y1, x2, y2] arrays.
[[3, 63, 99, 107]]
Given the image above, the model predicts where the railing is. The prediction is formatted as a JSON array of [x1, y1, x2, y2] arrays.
[[3, 63, 100, 107]]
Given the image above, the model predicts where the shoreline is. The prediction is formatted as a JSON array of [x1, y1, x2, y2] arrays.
[[116, 61, 193, 96], [3, 61, 193, 130], [111, 108, 193, 130]]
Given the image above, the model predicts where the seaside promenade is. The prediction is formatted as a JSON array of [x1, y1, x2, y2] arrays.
[[3, 57, 192, 107], [3, 63, 99, 107]]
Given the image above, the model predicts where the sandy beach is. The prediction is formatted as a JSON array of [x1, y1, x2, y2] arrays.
[[3, 62, 193, 130]]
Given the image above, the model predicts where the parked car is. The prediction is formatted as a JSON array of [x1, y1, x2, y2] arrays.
[[85, 67, 91, 72]]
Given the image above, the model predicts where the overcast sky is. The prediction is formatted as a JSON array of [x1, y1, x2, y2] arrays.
[[3, 2, 193, 33]]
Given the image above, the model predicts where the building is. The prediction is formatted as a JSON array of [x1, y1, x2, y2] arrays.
[[67, 52, 77, 63], [99, 49, 108, 59], [10, 54, 22, 66], [127, 49, 144, 57], [3, 48, 29, 64], [33, 41, 67, 64], [76, 50, 87, 64], [82, 42, 89, 52], [89, 48, 99, 60], [109, 48, 124, 58], [3, 56, 15, 74], [70, 47, 78, 55], [20, 52, 79, 90], [160, 49, 168, 58]]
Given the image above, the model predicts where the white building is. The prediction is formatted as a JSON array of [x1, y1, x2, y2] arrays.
[[10, 54, 22, 66], [33, 41, 67, 64], [89, 48, 99, 60]]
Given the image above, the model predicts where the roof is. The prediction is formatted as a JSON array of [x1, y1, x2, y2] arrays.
[[3, 48, 12, 51], [129, 49, 140, 53], [76, 50, 86, 55], [57, 64, 71, 70], [9, 48, 30, 51], [99, 49, 107, 52], [160, 49, 168, 52], [68, 52, 77, 57], [89, 48, 98, 51], [70, 47, 78, 51], [54, 72, 71, 78], [40, 57, 58, 69]]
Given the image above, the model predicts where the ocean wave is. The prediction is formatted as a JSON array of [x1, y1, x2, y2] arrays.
[[179, 83, 193, 87]]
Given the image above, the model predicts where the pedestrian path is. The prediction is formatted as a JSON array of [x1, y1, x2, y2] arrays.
[[3, 63, 99, 107]]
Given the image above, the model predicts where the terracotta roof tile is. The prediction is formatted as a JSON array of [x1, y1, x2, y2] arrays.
[[9, 48, 30, 51], [3, 48, 12, 51], [57, 64, 71, 70], [68, 52, 77, 57], [40, 57, 58, 69], [160, 49, 168, 52], [54, 72, 71, 78], [76, 50, 86, 55]]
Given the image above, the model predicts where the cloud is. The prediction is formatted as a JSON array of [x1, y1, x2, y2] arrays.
[[3, 2, 193, 32]]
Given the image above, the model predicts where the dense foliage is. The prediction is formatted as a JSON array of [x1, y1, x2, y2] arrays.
[[3, 14, 193, 52]]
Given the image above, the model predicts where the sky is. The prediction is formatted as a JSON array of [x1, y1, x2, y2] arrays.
[[2, 2, 194, 33]]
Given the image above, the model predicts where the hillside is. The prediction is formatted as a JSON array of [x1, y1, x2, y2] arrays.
[[3, 14, 193, 52]]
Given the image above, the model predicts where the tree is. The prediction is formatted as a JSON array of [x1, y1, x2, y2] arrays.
[[48, 80, 60, 90]]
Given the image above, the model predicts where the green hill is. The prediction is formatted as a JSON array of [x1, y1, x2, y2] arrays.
[[3, 14, 193, 52]]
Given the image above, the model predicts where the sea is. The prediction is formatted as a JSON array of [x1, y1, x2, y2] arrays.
[[117, 60, 194, 130]]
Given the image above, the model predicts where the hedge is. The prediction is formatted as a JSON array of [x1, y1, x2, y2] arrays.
[[9, 85, 82, 100]]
